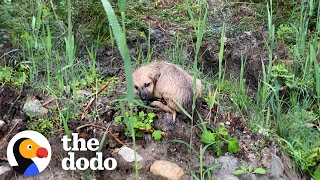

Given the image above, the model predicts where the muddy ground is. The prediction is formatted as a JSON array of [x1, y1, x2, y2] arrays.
[[0, 1, 309, 180]]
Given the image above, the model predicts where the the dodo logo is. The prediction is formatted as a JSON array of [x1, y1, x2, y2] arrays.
[[7, 130, 51, 176]]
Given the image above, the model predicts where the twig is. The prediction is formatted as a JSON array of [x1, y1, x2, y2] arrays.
[[0, 49, 19, 59], [43, 98, 55, 107], [136, 128, 168, 137], [0, 120, 21, 146], [80, 97, 95, 120], [76, 123, 106, 131], [80, 82, 110, 120], [76, 123, 124, 145], [97, 82, 110, 95], [109, 129, 124, 145]]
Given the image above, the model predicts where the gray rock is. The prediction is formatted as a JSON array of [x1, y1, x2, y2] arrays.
[[0, 120, 5, 129], [281, 152, 301, 180], [150, 160, 184, 180], [261, 148, 284, 179], [270, 154, 284, 178], [216, 156, 240, 177], [23, 98, 48, 117], [0, 165, 14, 180], [241, 173, 258, 180], [117, 146, 143, 162], [3, 35, 10, 39], [76, 90, 91, 98], [219, 174, 240, 180], [11, 118, 22, 125], [261, 148, 272, 169]]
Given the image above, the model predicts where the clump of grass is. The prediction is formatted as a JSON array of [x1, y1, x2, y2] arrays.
[[250, 0, 320, 177]]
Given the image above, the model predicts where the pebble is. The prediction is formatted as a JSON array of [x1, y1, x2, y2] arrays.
[[22, 98, 48, 117], [150, 160, 184, 180], [0, 165, 14, 180], [0, 120, 5, 129], [76, 90, 91, 98], [117, 146, 143, 162]]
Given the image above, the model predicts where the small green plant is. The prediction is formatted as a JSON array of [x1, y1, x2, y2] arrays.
[[277, 24, 296, 44], [314, 165, 320, 180], [114, 111, 162, 141], [232, 165, 267, 176], [0, 65, 28, 90], [200, 123, 239, 156], [27, 119, 54, 138]]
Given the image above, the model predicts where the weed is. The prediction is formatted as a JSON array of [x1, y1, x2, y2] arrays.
[[199, 123, 239, 156], [114, 111, 162, 141], [232, 165, 267, 176], [0, 65, 28, 90], [250, 0, 320, 177], [27, 119, 54, 138]]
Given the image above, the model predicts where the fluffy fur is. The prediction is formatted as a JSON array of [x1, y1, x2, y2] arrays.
[[132, 62, 202, 120]]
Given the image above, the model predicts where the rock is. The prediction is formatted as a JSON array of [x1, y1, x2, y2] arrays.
[[117, 146, 143, 162], [261, 148, 284, 178], [281, 152, 301, 180], [23, 98, 48, 117], [0, 165, 14, 180], [150, 160, 184, 180], [76, 90, 91, 98], [270, 154, 284, 178], [261, 148, 272, 169], [0, 120, 5, 129], [216, 156, 240, 178], [3, 35, 10, 39], [219, 174, 240, 180], [241, 173, 258, 180]]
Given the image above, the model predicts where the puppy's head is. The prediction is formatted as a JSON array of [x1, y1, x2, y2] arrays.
[[132, 66, 160, 101]]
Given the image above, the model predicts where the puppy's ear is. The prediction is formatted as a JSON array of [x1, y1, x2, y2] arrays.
[[149, 71, 161, 82]]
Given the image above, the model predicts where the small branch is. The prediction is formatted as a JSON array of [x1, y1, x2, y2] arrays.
[[80, 97, 95, 120], [76, 123, 124, 145], [0, 120, 21, 146], [43, 98, 55, 107], [76, 123, 106, 131], [136, 128, 168, 137], [97, 82, 110, 95], [80, 82, 110, 120]]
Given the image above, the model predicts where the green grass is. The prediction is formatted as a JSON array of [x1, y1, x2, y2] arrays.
[[248, 0, 320, 178]]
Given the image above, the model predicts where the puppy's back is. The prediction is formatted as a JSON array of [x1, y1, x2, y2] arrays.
[[152, 62, 201, 113]]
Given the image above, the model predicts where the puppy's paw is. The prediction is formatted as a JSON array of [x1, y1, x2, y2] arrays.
[[150, 101, 161, 107]]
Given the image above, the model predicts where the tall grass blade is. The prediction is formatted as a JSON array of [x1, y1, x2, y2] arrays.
[[100, 0, 134, 103]]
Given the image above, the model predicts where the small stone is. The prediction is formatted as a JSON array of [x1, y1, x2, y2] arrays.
[[220, 174, 240, 180], [0, 120, 5, 129], [217, 156, 240, 174], [270, 154, 284, 178], [261, 148, 271, 169], [150, 160, 184, 180], [241, 173, 258, 180], [214, 156, 240, 180], [117, 146, 143, 162], [23, 98, 48, 117], [76, 90, 91, 98], [0, 165, 14, 180]]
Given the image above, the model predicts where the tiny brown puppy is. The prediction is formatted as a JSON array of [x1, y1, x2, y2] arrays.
[[133, 62, 202, 121]]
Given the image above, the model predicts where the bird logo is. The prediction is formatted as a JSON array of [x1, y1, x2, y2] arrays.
[[7, 130, 51, 176]]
